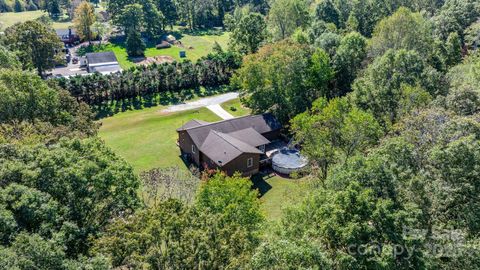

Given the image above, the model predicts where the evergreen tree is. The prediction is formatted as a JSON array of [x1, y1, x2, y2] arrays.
[[14, 0, 24, 12], [445, 32, 463, 67], [126, 29, 146, 57]]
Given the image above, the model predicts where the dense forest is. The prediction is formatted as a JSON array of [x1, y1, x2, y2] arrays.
[[1, 0, 480, 269]]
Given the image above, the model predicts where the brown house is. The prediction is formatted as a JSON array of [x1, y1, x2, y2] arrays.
[[177, 114, 282, 176], [56, 29, 80, 45]]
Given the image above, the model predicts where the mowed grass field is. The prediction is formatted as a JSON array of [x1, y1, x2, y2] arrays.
[[0, 9, 104, 30], [97, 31, 230, 69], [99, 105, 221, 173], [0, 10, 73, 30]]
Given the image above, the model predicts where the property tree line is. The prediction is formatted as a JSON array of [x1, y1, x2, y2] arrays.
[[56, 50, 241, 105]]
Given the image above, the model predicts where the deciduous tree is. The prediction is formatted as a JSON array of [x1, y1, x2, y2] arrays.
[[291, 97, 382, 179], [267, 0, 309, 40], [4, 21, 63, 77], [73, 1, 96, 43], [228, 11, 267, 54]]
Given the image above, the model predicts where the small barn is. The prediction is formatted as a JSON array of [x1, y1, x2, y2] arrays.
[[85, 52, 122, 75]]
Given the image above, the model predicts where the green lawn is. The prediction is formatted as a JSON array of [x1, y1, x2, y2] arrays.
[[220, 98, 251, 117], [94, 31, 230, 69], [252, 174, 308, 221], [0, 10, 105, 30], [99, 106, 221, 173]]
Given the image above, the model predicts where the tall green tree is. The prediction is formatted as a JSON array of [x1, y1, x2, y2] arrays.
[[313, 0, 339, 27], [118, 3, 144, 32], [351, 49, 445, 125], [119, 4, 146, 57], [333, 31, 367, 94], [42, 0, 62, 17], [4, 21, 63, 77], [233, 41, 333, 124], [444, 31, 463, 67], [0, 69, 96, 139], [140, 0, 165, 39], [291, 97, 382, 179], [156, 0, 177, 28], [432, 0, 480, 40], [228, 11, 267, 54], [267, 0, 309, 40], [126, 30, 146, 57], [73, 1, 96, 43], [369, 7, 435, 60]]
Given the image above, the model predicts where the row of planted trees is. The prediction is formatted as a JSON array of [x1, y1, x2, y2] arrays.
[[56, 51, 241, 105]]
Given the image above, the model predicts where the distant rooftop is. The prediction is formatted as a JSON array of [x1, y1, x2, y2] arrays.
[[86, 52, 118, 65], [56, 28, 76, 36]]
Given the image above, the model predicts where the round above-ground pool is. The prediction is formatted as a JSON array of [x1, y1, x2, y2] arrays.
[[272, 148, 308, 175]]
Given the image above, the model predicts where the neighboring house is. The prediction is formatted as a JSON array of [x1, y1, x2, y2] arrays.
[[177, 114, 282, 176], [56, 29, 80, 45], [85, 52, 122, 75]]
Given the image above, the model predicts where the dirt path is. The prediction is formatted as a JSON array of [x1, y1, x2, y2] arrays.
[[161, 92, 239, 114]]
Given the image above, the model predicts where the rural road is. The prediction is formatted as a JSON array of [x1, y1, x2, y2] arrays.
[[161, 92, 238, 119]]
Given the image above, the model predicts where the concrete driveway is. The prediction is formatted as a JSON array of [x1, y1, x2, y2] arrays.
[[162, 92, 238, 119], [206, 104, 234, 119]]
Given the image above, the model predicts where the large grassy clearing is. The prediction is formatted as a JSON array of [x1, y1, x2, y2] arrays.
[[0, 9, 100, 30], [0, 11, 73, 30], [99, 106, 221, 173], [94, 31, 230, 69]]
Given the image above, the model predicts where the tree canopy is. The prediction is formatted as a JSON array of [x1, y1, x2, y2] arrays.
[[234, 41, 333, 124], [4, 21, 63, 77]]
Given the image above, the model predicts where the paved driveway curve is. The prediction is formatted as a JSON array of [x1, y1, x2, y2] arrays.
[[206, 104, 234, 119], [161, 92, 239, 120]]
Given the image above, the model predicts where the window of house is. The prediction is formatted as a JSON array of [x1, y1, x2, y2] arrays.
[[247, 157, 253, 168], [192, 144, 196, 154]]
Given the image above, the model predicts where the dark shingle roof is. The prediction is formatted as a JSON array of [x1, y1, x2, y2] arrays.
[[86, 52, 118, 65], [177, 119, 210, 131], [227, 127, 270, 147], [56, 29, 76, 36], [185, 113, 281, 147], [200, 130, 262, 166]]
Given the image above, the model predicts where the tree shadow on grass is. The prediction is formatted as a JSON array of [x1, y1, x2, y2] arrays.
[[179, 28, 225, 37], [94, 86, 232, 119], [251, 172, 274, 198]]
